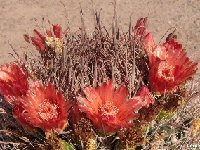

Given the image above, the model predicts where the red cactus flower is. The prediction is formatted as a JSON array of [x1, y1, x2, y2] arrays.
[[77, 80, 152, 133], [0, 64, 28, 105], [29, 24, 63, 53], [136, 85, 154, 107], [13, 82, 71, 133], [147, 37, 198, 93]]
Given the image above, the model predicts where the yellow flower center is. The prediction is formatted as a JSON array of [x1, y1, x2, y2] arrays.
[[158, 62, 174, 81], [38, 101, 58, 121], [191, 118, 200, 137], [99, 101, 119, 122], [45, 36, 63, 54]]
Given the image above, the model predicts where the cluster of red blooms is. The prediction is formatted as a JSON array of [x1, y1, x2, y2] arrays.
[[0, 63, 71, 132], [133, 18, 198, 93], [0, 18, 197, 136]]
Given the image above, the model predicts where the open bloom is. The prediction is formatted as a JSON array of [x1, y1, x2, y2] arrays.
[[0, 64, 28, 105], [143, 35, 198, 93], [29, 24, 63, 54], [77, 80, 152, 133], [13, 82, 71, 133]]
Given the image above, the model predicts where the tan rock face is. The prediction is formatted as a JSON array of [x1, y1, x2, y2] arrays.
[[0, 0, 199, 72]]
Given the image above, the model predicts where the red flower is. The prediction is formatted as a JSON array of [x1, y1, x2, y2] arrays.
[[29, 24, 63, 53], [77, 80, 152, 133], [146, 37, 198, 93], [13, 82, 71, 133], [0, 64, 28, 105]]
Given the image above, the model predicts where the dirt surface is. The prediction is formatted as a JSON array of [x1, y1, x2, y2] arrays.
[[0, 0, 200, 72]]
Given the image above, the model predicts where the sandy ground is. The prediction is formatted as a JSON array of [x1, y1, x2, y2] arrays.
[[0, 0, 200, 72]]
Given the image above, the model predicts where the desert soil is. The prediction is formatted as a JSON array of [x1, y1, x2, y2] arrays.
[[0, 0, 199, 73]]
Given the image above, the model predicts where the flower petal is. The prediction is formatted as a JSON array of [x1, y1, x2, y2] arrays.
[[14, 82, 70, 133], [53, 24, 62, 38]]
